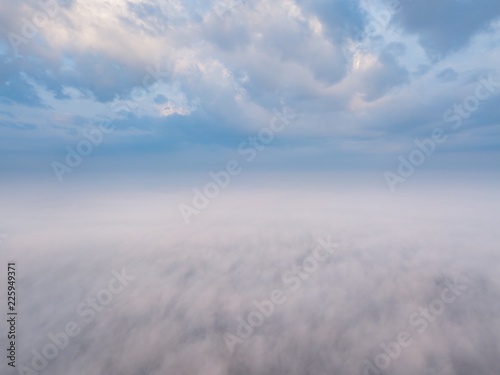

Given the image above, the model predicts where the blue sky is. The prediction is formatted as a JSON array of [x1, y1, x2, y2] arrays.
[[1, 0, 500, 180]]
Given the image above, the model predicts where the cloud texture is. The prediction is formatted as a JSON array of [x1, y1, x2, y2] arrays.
[[1, 0, 500, 175], [1, 180, 499, 374]]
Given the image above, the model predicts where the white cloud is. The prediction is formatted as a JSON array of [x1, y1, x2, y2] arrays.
[[1, 179, 499, 374]]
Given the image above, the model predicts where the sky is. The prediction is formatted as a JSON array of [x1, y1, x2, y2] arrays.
[[1, 1, 500, 375], [1, 0, 500, 184]]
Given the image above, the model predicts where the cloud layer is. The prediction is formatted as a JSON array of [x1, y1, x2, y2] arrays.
[[1, 181, 499, 374]]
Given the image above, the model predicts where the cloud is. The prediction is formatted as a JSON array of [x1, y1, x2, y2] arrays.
[[356, 50, 410, 101], [0, 0, 500, 174], [392, 0, 500, 59], [1, 181, 499, 374], [437, 68, 459, 83]]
